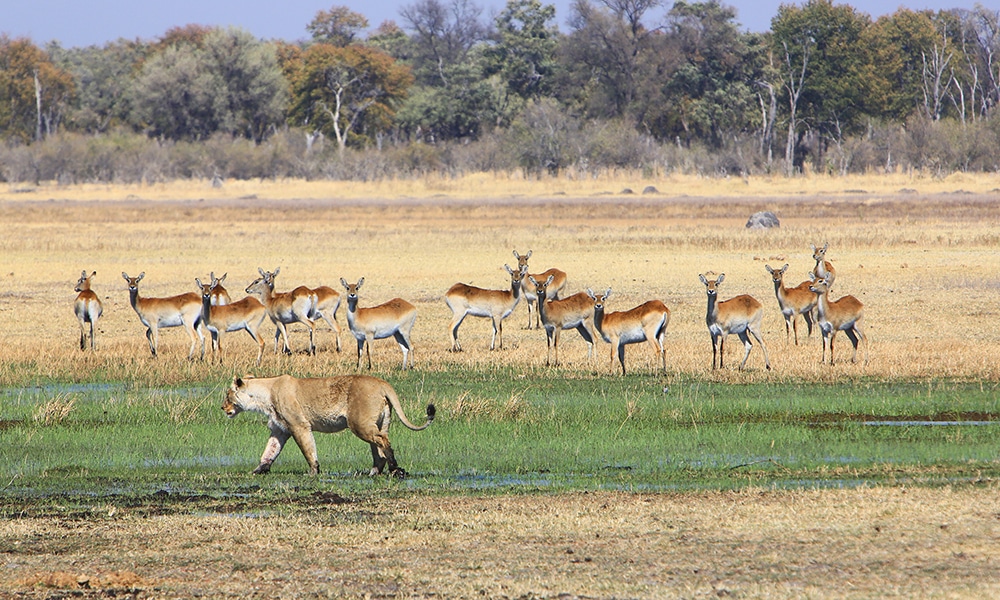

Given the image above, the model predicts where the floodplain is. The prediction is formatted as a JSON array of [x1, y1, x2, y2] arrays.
[[1, 172, 999, 598]]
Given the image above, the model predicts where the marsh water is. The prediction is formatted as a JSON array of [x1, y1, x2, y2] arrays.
[[2, 380, 998, 504]]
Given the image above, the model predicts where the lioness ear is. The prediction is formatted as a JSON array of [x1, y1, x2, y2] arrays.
[[234, 376, 244, 388]]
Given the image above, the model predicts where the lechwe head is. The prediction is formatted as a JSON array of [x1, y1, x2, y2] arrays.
[[699, 273, 771, 371], [807, 275, 869, 366], [765, 263, 817, 345], [74, 270, 103, 351], [444, 264, 528, 352], [513, 249, 567, 330], [340, 277, 418, 370], [585, 287, 668, 375]]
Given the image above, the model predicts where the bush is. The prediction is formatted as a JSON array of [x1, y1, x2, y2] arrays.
[[2, 112, 998, 186]]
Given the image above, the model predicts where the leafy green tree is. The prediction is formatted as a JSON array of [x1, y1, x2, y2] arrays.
[[367, 21, 411, 59], [396, 0, 495, 140], [202, 28, 288, 142], [307, 6, 370, 46], [400, 0, 489, 87], [651, 0, 759, 148], [867, 9, 939, 122], [130, 43, 216, 140], [48, 40, 147, 134], [949, 6, 999, 122], [131, 28, 287, 142], [0, 36, 75, 142], [770, 0, 877, 172], [395, 58, 495, 139], [560, 0, 665, 120], [484, 0, 559, 102], [287, 43, 412, 152]]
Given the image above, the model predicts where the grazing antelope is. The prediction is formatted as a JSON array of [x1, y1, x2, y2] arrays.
[[531, 275, 596, 367], [196, 277, 268, 366], [765, 264, 817, 345], [445, 264, 527, 351], [699, 273, 771, 371], [808, 276, 868, 365], [586, 288, 669, 375], [73, 270, 103, 350], [122, 272, 205, 359], [811, 243, 836, 288], [209, 272, 231, 306], [513, 250, 567, 330], [340, 278, 418, 370], [261, 267, 342, 353], [246, 268, 317, 355]]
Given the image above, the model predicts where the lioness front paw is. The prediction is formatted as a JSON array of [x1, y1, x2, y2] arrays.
[[252, 463, 272, 475]]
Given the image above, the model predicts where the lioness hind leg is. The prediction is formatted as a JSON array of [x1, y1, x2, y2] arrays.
[[367, 437, 404, 477], [369, 443, 387, 476]]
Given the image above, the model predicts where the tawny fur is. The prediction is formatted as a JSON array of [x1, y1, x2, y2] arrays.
[[196, 278, 268, 366], [765, 263, 817, 345], [532, 275, 596, 367], [513, 250, 567, 330], [587, 288, 669, 375], [340, 277, 417, 370], [445, 264, 527, 351], [246, 267, 317, 355], [74, 270, 103, 351], [122, 271, 205, 359], [699, 273, 771, 371], [223, 374, 434, 476], [808, 276, 869, 365]]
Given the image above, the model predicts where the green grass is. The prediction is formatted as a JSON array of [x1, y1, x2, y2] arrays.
[[2, 368, 999, 509]]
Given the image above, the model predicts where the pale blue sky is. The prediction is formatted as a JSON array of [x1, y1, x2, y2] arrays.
[[3, 0, 977, 49]]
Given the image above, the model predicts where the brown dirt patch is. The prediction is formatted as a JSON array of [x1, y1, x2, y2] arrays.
[[2, 488, 999, 598]]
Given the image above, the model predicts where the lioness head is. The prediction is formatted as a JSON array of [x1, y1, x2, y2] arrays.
[[222, 376, 251, 418]]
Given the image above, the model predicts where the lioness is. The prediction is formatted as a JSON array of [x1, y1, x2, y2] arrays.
[[223, 374, 435, 477]]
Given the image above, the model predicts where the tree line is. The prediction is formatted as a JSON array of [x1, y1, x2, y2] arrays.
[[2, 0, 999, 184]]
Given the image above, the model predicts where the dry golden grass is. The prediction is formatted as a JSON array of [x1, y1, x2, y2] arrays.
[[3, 487, 999, 598], [1, 175, 999, 383], [1, 170, 999, 203]]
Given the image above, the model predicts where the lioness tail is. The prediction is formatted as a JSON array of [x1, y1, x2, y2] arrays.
[[386, 387, 435, 431]]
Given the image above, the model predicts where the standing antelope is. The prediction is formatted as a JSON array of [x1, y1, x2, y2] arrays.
[[340, 278, 418, 370], [808, 276, 868, 365], [586, 288, 669, 375], [811, 243, 836, 288], [699, 273, 771, 371], [445, 264, 527, 351], [262, 267, 342, 352], [245, 268, 317, 355], [209, 272, 231, 306], [531, 275, 597, 367], [196, 277, 268, 366], [765, 264, 816, 345], [308, 285, 343, 352], [73, 270, 103, 350], [513, 250, 567, 329], [122, 272, 205, 359]]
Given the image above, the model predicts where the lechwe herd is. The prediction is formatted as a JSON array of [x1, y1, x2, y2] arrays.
[[89, 243, 866, 371]]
